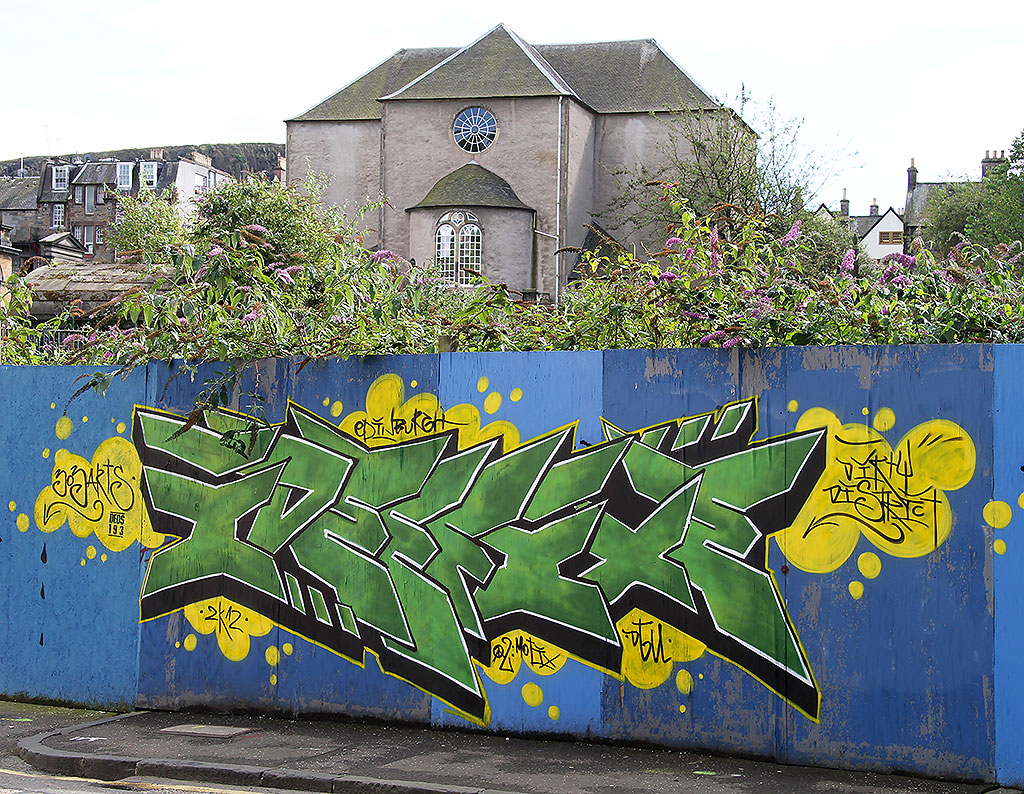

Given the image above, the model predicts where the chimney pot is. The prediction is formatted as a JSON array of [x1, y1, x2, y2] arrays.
[[986, 150, 990, 159]]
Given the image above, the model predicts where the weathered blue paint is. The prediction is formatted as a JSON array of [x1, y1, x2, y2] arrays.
[[0, 366, 144, 709], [0, 348, 1015, 783], [994, 345, 1024, 786]]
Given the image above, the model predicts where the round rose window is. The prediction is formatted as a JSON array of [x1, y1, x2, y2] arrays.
[[453, 107, 497, 153]]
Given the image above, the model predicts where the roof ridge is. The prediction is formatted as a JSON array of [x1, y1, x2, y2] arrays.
[[380, 24, 576, 101]]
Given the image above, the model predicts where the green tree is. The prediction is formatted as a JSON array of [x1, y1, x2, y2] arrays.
[[928, 128, 1024, 254], [107, 188, 186, 260]]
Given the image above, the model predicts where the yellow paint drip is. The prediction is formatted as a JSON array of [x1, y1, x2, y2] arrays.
[[776, 410, 975, 573], [477, 376, 489, 393], [410, 380, 418, 388], [283, 643, 293, 655], [42, 449, 50, 459], [101, 554, 107, 562], [484, 392, 502, 414], [511, 388, 523, 402], [322, 397, 330, 407], [330, 401, 343, 417], [7, 501, 15, 512], [16, 513, 29, 532], [82, 416, 88, 423], [85, 545, 97, 560], [861, 407, 870, 416], [183, 634, 197, 652], [55, 417, 72, 440], [116, 422, 126, 434], [995, 539, 1007, 555], [873, 407, 896, 431], [849, 581, 865, 600], [857, 552, 882, 579], [184, 598, 273, 662], [984, 500, 1012, 529], [50, 403, 55, 410], [675, 669, 693, 694], [787, 400, 798, 412], [547, 705, 560, 720], [522, 683, 543, 707], [266, 646, 280, 666], [270, 674, 277, 686]]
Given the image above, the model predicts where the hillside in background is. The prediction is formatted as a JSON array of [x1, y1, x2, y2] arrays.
[[0, 142, 285, 179]]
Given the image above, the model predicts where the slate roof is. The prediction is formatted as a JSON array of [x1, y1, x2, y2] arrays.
[[289, 47, 456, 121], [408, 163, 532, 211], [381, 25, 578, 103], [72, 163, 118, 185], [0, 177, 39, 210], [291, 24, 718, 121], [26, 260, 171, 320]]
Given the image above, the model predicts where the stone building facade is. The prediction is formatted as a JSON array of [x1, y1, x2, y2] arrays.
[[286, 25, 725, 299]]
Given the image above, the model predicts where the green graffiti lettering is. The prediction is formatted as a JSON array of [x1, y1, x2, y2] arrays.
[[135, 396, 826, 720]]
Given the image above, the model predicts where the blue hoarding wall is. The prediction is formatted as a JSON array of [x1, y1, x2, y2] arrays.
[[2, 347, 1021, 783]]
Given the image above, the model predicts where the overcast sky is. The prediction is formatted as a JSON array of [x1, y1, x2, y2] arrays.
[[1, 0, 1019, 215]]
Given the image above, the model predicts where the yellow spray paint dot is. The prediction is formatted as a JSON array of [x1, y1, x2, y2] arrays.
[[322, 397, 330, 407], [183, 634, 197, 652], [698, 674, 703, 679], [101, 554, 107, 562], [862, 407, 870, 416], [787, 400, 798, 412], [8, 501, 15, 512], [82, 416, 88, 423], [283, 643, 293, 655], [857, 552, 882, 579], [675, 669, 693, 695], [111, 417, 116, 423], [995, 539, 1007, 555], [679, 704, 687, 713], [547, 705, 560, 720], [330, 401, 344, 417], [265, 646, 280, 666], [42, 448, 50, 459], [410, 380, 418, 388], [477, 376, 489, 393], [16, 513, 29, 532], [116, 422, 126, 434], [849, 581, 865, 600], [50, 403, 55, 410], [511, 388, 523, 403], [55, 417, 73, 440], [984, 501, 1012, 529], [270, 674, 277, 686], [175, 642, 181, 649], [80, 559, 86, 567], [484, 392, 502, 414], [522, 683, 543, 707], [86, 545, 97, 560], [873, 407, 896, 432]]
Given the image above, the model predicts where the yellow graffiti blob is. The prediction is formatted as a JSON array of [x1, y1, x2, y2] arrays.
[[33, 436, 163, 552], [183, 597, 273, 662], [521, 682, 544, 707], [775, 408, 976, 573], [617, 608, 706, 689], [339, 374, 520, 451], [984, 500, 1012, 529], [482, 630, 567, 684]]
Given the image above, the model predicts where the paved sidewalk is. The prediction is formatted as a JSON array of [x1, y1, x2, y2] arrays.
[[13, 707, 1012, 794]]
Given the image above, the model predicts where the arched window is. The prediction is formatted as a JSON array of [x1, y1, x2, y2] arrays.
[[435, 211, 482, 285]]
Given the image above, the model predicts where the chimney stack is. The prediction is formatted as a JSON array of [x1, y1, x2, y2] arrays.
[[870, 198, 879, 216], [149, 148, 165, 161], [908, 158, 918, 191], [839, 188, 849, 218], [982, 149, 1007, 178]]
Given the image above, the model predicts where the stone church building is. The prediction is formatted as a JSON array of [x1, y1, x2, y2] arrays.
[[286, 24, 720, 299]]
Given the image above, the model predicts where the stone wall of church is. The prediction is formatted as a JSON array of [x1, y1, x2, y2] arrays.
[[380, 97, 559, 281], [286, 120, 382, 242]]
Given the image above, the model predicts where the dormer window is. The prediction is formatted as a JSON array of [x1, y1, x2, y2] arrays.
[[52, 166, 69, 191], [140, 162, 157, 189], [117, 162, 132, 191]]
